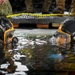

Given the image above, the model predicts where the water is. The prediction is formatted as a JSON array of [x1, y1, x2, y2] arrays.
[[0, 29, 56, 75], [1, 29, 75, 75]]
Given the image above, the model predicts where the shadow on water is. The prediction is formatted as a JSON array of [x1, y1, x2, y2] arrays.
[[1, 34, 75, 75]]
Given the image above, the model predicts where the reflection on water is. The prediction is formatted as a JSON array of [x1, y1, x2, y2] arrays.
[[1, 29, 75, 75], [17, 34, 75, 75], [0, 44, 28, 75]]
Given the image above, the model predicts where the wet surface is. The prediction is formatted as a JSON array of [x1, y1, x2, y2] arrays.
[[1, 29, 75, 75]]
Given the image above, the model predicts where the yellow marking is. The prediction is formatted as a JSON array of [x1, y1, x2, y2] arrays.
[[4, 22, 14, 44], [6, 13, 75, 18]]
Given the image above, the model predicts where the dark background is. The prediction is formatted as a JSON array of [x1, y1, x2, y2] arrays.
[[9, 0, 72, 13]]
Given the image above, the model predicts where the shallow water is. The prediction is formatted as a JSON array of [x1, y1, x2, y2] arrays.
[[1, 29, 75, 75]]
